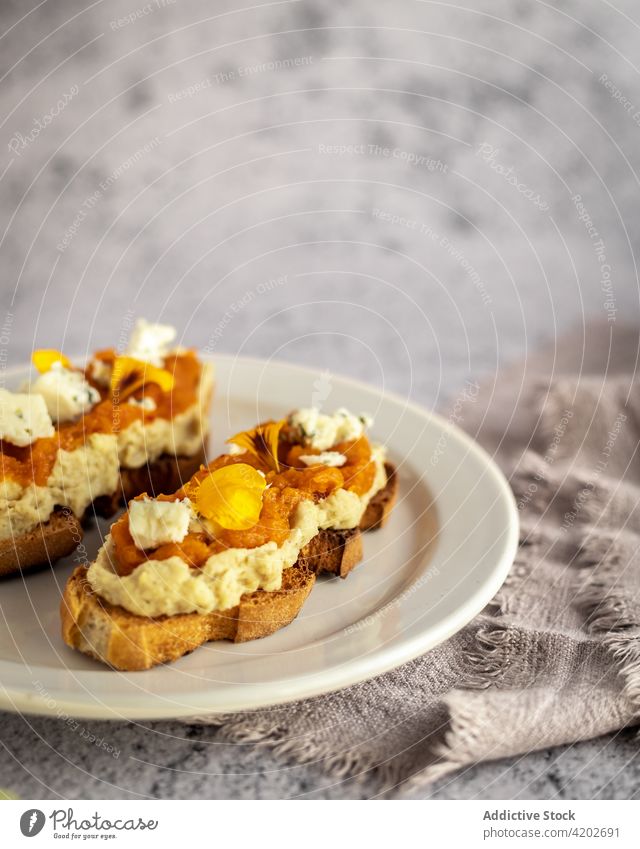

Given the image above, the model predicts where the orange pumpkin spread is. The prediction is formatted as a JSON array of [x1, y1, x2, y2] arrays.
[[110, 433, 376, 576]]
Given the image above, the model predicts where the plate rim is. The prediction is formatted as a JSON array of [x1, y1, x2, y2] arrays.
[[0, 353, 519, 720]]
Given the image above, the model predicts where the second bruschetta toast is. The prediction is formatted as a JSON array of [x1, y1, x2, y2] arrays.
[[61, 409, 397, 670]]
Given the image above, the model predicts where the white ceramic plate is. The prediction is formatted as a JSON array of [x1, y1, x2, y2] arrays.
[[0, 355, 517, 720]]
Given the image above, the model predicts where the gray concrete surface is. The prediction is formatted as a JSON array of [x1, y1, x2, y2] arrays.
[[0, 0, 639, 799], [1, 714, 639, 799]]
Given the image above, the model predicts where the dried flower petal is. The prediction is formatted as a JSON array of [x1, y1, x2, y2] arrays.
[[32, 349, 72, 373], [193, 463, 266, 530], [110, 356, 174, 400], [226, 419, 285, 472]]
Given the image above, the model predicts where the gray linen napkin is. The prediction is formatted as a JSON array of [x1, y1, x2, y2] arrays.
[[186, 323, 640, 793]]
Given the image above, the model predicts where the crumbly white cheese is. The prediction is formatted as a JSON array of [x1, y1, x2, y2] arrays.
[[129, 497, 193, 550], [29, 363, 100, 423], [87, 445, 388, 617], [288, 407, 373, 451], [299, 451, 347, 467], [126, 319, 176, 367], [0, 388, 54, 447]]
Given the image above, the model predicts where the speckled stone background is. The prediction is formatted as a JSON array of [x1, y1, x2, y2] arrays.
[[0, 0, 639, 799]]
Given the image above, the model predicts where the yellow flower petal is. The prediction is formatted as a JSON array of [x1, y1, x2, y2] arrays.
[[262, 420, 284, 472], [110, 356, 174, 399], [194, 463, 266, 530], [226, 419, 285, 472], [32, 349, 72, 373], [226, 431, 255, 455]]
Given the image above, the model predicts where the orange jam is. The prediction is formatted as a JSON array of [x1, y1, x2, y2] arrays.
[[0, 351, 202, 487], [110, 431, 376, 576]]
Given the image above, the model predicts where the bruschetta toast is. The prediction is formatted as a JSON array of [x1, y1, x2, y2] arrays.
[[0, 320, 213, 576], [61, 409, 397, 670]]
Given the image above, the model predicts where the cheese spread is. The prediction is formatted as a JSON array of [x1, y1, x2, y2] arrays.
[[0, 433, 119, 538], [116, 394, 209, 469]]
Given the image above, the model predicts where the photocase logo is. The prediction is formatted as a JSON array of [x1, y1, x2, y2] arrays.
[[20, 809, 45, 837]]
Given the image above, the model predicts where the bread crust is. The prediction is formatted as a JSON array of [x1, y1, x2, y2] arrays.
[[360, 462, 398, 531], [0, 449, 207, 578], [0, 509, 82, 579], [60, 464, 398, 670], [298, 528, 363, 578]]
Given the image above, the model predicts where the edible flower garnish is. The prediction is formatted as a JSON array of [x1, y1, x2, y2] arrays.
[[110, 356, 174, 401], [32, 349, 72, 373], [226, 419, 286, 472], [191, 463, 267, 530]]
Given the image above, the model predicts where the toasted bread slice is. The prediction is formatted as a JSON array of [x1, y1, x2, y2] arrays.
[[0, 509, 83, 579], [60, 463, 398, 670], [361, 462, 398, 531], [0, 449, 208, 578], [299, 527, 363, 578], [61, 524, 363, 670], [61, 561, 317, 670]]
